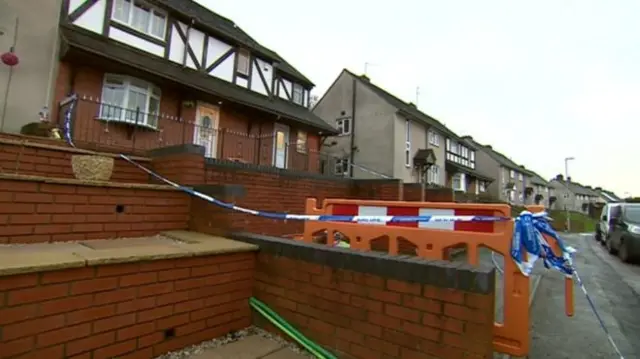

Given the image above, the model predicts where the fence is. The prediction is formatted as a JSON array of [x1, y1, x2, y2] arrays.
[[56, 95, 343, 174]]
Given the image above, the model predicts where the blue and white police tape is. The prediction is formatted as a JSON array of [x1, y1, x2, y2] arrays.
[[510, 210, 576, 277], [119, 154, 510, 225]]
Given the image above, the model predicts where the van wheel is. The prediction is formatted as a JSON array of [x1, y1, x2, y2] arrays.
[[595, 230, 602, 242], [619, 240, 632, 263], [607, 238, 618, 254]]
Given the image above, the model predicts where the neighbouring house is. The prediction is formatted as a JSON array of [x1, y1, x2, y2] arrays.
[[312, 69, 493, 194], [1, 0, 64, 133], [461, 136, 533, 205], [53, 0, 337, 172], [548, 175, 599, 213], [528, 170, 554, 208], [594, 187, 623, 203]]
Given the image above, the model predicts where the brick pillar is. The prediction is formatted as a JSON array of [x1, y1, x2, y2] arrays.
[[149, 144, 205, 185]]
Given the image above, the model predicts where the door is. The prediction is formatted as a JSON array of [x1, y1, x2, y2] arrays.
[[273, 123, 290, 169], [194, 103, 219, 158]]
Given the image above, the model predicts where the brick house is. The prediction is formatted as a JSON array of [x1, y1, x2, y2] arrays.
[[312, 69, 493, 194], [53, 0, 336, 172]]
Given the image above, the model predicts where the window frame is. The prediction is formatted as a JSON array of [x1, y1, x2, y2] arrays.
[[292, 84, 304, 105], [335, 117, 351, 136], [479, 181, 486, 192], [405, 119, 411, 167], [510, 170, 515, 179], [98, 73, 161, 129], [428, 131, 440, 146], [427, 165, 440, 184], [296, 131, 307, 153], [236, 49, 250, 76], [111, 0, 167, 40], [452, 173, 466, 192], [335, 158, 350, 176]]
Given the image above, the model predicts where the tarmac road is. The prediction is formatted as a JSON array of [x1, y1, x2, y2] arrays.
[[528, 233, 640, 359]]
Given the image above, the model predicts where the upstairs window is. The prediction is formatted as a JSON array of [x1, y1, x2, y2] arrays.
[[336, 117, 351, 135], [510, 170, 515, 179], [99, 74, 161, 128], [292, 84, 304, 105], [518, 173, 523, 181], [236, 49, 250, 76], [112, 0, 166, 39], [428, 131, 440, 146], [405, 120, 411, 167], [479, 181, 486, 192]]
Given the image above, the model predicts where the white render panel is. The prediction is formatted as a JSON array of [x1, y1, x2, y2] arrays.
[[109, 27, 165, 57], [209, 52, 235, 82], [278, 78, 291, 100], [168, 23, 185, 64], [68, 0, 86, 14], [282, 79, 292, 99], [236, 77, 248, 88], [72, 0, 105, 34], [250, 59, 273, 96], [205, 36, 232, 68], [187, 27, 205, 70]]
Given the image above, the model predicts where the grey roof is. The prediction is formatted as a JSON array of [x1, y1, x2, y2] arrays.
[[461, 137, 534, 175], [528, 171, 549, 186], [344, 70, 461, 140], [157, 0, 313, 86], [596, 189, 623, 202], [552, 179, 598, 196], [62, 26, 337, 134]]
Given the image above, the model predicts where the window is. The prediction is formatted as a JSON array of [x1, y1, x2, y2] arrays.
[[470, 151, 475, 162], [479, 181, 486, 192], [335, 158, 350, 176], [405, 120, 411, 167], [427, 165, 440, 184], [509, 190, 515, 202], [518, 173, 523, 181], [292, 84, 304, 105], [112, 0, 166, 39], [510, 170, 515, 179], [450, 142, 459, 154], [460, 146, 468, 158], [99, 74, 160, 128], [428, 131, 440, 146], [236, 49, 250, 76], [446, 138, 451, 151], [452, 173, 466, 192], [336, 117, 351, 135], [296, 131, 307, 153]]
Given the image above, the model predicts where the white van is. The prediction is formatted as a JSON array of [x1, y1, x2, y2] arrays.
[[596, 203, 622, 243]]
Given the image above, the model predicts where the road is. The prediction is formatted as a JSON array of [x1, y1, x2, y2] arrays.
[[528, 233, 640, 359]]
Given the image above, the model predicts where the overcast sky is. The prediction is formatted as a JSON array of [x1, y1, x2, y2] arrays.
[[198, 0, 639, 197]]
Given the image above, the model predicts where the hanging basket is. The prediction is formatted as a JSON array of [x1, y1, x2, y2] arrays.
[[71, 155, 114, 181], [1, 51, 19, 67]]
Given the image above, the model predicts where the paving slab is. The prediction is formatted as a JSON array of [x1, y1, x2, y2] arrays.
[[189, 335, 284, 359], [262, 348, 311, 359]]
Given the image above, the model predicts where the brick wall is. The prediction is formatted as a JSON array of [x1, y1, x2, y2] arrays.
[[0, 137, 149, 184], [0, 252, 254, 359], [0, 177, 189, 244], [403, 183, 453, 202], [232, 233, 496, 359]]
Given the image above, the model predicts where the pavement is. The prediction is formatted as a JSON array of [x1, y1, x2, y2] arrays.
[[528, 233, 640, 359], [185, 335, 309, 359]]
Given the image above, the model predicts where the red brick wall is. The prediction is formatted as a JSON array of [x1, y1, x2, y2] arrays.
[[253, 253, 494, 359], [0, 252, 254, 359], [0, 138, 150, 184], [0, 178, 189, 244]]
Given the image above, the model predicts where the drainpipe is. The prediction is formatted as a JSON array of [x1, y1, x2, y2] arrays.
[[349, 78, 357, 177]]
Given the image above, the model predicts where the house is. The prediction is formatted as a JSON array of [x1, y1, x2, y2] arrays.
[[594, 187, 622, 203], [460, 136, 533, 205], [53, 0, 337, 172], [548, 175, 599, 213], [312, 69, 493, 194], [528, 170, 555, 208], [1, 0, 64, 133]]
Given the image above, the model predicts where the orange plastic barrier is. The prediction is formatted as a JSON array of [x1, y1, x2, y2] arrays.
[[301, 199, 529, 356]]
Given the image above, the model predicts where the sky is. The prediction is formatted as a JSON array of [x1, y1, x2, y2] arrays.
[[197, 0, 639, 197]]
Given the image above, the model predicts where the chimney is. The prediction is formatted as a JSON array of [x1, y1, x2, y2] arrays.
[[408, 102, 416, 107], [595, 187, 602, 191], [567, 176, 572, 182], [360, 74, 369, 82], [461, 135, 472, 140], [555, 174, 564, 181], [485, 145, 492, 149]]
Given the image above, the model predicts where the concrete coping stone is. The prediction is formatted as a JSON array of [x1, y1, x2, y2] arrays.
[[0, 137, 150, 162], [230, 232, 496, 295], [0, 231, 257, 277], [0, 173, 177, 190]]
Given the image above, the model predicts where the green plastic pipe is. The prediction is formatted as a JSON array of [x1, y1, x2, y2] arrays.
[[249, 297, 338, 359], [249, 297, 336, 359]]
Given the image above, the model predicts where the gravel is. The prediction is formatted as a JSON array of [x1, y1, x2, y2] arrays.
[[154, 326, 315, 359]]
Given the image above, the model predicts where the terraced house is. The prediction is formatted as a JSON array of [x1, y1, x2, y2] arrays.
[[461, 136, 534, 205], [548, 175, 599, 213], [52, 0, 336, 171], [312, 69, 493, 193]]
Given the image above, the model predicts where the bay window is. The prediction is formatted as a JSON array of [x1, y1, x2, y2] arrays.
[[452, 173, 466, 192], [292, 84, 304, 105], [112, 0, 167, 39], [99, 74, 161, 128]]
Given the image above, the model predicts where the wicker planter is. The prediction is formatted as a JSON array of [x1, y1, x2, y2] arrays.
[[71, 155, 114, 181]]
